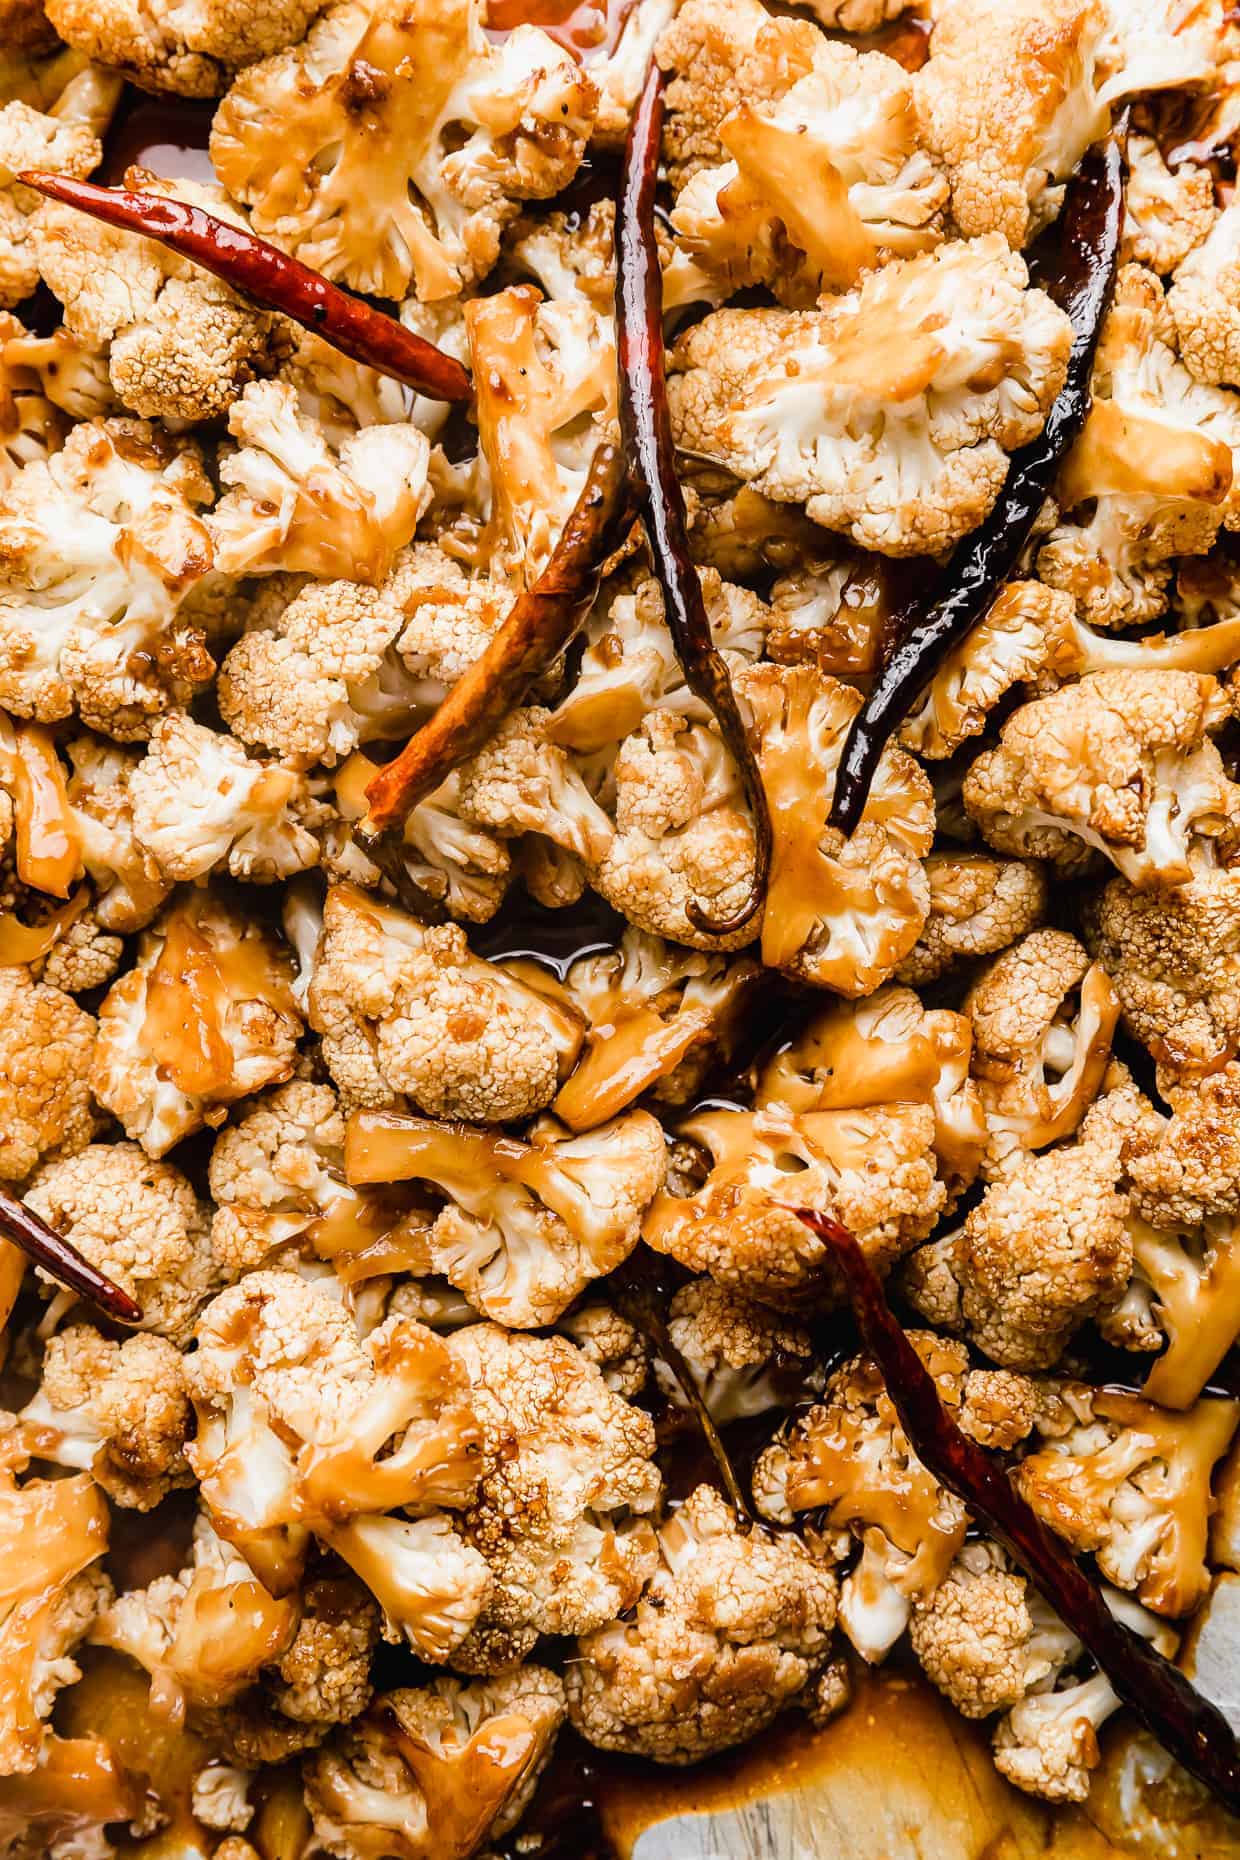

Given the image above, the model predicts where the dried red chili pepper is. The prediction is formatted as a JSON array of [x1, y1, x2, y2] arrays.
[[19, 171, 474, 405], [792, 1206, 1240, 1818], [615, 62, 772, 937], [361, 441, 635, 839], [828, 128, 1126, 837], [0, 1182, 142, 1323]]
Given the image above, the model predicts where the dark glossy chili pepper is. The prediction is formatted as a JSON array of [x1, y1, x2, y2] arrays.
[[615, 62, 772, 936], [792, 1206, 1240, 1818], [362, 442, 635, 839], [0, 1182, 142, 1323], [828, 128, 1126, 837], [19, 170, 474, 405]]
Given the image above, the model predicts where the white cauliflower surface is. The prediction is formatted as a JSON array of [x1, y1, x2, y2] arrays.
[[6, 0, 1240, 1844]]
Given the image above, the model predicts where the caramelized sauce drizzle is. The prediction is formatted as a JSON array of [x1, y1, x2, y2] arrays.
[[486, 0, 640, 63]]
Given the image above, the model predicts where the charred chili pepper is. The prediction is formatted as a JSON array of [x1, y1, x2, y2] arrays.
[[793, 1207, 1240, 1818], [0, 1182, 142, 1323], [19, 171, 474, 405], [362, 442, 635, 840], [615, 61, 772, 936], [828, 128, 1126, 837]]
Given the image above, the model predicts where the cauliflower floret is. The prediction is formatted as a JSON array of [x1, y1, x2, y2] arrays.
[[1016, 1383, 1239, 1616], [557, 1301, 647, 1399], [269, 1574, 379, 1727], [0, 418, 216, 739], [567, 1482, 838, 1764], [764, 550, 889, 677], [0, 965, 100, 1183], [752, 1336, 988, 1660], [326, 750, 512, 926], [964, 669, 1240, 887], [1118, 1214, 1240, 1410], [24, 1140, 216, 1341], [0, 1438, 111, 1775], [90, 890, 304, 1157], [15, 896, 124, 996], [18, 1325, 192, 1508], [910, 1539, 1080, 1719], [739, 663, 934, 993], [208, 1078, 436, 1290], [670, 31, 947, 306], [45, 0, 331, 96], [590, 708, 759, 951], [896, 851, 1048, 987], [915, 0, 1109, 247], [754, 984, 988, 1201], [659, 1278, 820, 1423], [465, 285, 617, 584], [209, 381, 430, 583], [548, 569, 768, 755], [1121, 135, 1215, 273], [669, 237, 1072, 557], [655, 0, 803, 190], [454, 705, 614, 866], [1126, 1064, 1240, 1229], [443, 1323, 660, 1668], [305, 1666, 565, 1860], [992, 1590, 1178, 1803], [965, 928, 1121, 1177], [900, 581, 1080, 762], [0, 98, 101, 310], [344, 1106, 667, 1326], [211, 0, 597, 301], [554, 927, 761, 1132], [1096, 0, 1227, 103], [219, 551, 508, 768], [30, 173, 291, 423], [62, 734, 169, 931], [186, 1270, 486, 1634], [1084, 867, 1240, 1076], [3, 320, 117, 426], [906, 1098, 1133, 1370], [1169, 198, 1240, 388], [0, 313, 68, 491], [1039, 267, 1240, 629], [129, 712, 328, 884], [89, 1505, 303, 1717], [308, 883, 584, 1122], [643, 1100, 945, 1309]]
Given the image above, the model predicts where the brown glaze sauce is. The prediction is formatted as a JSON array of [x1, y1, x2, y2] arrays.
[[486, 0, 640, 62], [100, 95, 218, 186]]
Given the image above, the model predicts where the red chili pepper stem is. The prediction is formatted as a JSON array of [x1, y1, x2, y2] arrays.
[[827, 127, 1126, 837], [614, 62, 772, 937], [0, 1182, 142, 1323], [19, 171, 474, 405], [791, 1207, 1240, 1818]]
